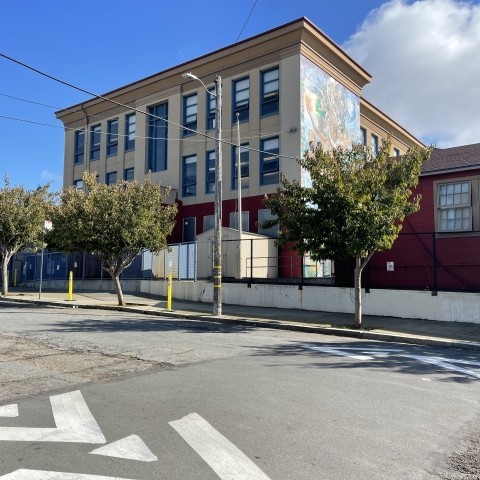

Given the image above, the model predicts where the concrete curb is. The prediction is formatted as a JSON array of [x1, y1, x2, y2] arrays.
[[2, 297, 480, 352]]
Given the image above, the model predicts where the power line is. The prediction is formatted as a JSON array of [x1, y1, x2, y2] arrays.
[[0, 92, 59, 109], [0, 52, 297, 160], [0, 113, 288, 145], [0, 89, 287, 137], [222, 0, 259, 70]]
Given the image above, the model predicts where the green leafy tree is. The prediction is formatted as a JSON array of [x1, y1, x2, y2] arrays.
[[0, 176, 55, 296], [50, 172, 177, 305], [263, 139, 431, 327]]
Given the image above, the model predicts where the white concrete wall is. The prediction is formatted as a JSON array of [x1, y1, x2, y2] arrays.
[[36, 279, 480, 324]]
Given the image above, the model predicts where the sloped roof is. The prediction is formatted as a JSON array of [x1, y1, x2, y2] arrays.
[[422, 143, 480, 175]]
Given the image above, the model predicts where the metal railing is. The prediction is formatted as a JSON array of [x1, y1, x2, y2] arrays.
[[6, 231, 479, 293]]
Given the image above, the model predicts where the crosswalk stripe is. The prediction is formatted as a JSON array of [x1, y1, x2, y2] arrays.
[[0, 470, 135, 479], [170, 413, 271, 480]]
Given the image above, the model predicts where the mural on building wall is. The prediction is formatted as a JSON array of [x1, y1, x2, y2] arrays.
[[300, 56, 360, 187]]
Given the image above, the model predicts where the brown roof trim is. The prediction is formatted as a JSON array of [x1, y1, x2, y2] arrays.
[[301, 17, 372, 79], [421, 165, 480, 176], [56, 17, 371, 116], [422, 143, 480, 174], [360, 97, 425, 147]]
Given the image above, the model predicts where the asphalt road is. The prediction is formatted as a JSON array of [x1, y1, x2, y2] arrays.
[[1, 303, 480, 479]]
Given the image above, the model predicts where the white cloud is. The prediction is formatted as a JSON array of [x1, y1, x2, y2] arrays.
[[40, 169, 62, 183], [344, 0, 480, 147]]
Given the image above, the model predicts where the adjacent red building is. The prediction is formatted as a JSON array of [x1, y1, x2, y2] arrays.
[[368, 143, 480, 292]]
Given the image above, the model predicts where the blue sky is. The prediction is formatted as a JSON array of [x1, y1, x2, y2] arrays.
[[1, 0, 480, 189]]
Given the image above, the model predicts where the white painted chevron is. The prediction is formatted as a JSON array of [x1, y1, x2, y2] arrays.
[[0, 391, 106, 443]]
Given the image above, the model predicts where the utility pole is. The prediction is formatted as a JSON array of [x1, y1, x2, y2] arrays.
[[181, 72, 223, 316], [213, 75, 223, 316], [236, 113, 242, 238]]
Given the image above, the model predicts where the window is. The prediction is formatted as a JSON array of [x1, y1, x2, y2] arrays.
[[90, 124, 101, 160], [360, 128, 367, 146], [232, 77, 249, 123], [73, 179, 84, 190], [206, 150, 216, 194], [258, 208, 279, 238], [125, 114, 136, 151], [124, 168, 134, 181], [106, 171, 117, 185], [203, 215, 215, 232], [393, 147, 400, 157], [107, 119, 118, 156], [229, 211, 249, 231], [260, 137, 279, 185], [371, 134, 378, 157], [261, 67, 279, 117], [232, 143, 249, 190], [438, 181, 472, 232], [206, 88, 216, 130], [74, 130, 85, 164], [182, 155, 197, 197], [147, 102, 168, 172], [183, 94, 197, 136]]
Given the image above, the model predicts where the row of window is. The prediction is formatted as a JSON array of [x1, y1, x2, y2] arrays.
[[181, 208, 278, 242], [360, 128, 400, 157], [74, 68, 279, 167], [181, 137, 280, 197], [74, 114, 136, 164], [74, 168, 134, 189], [182, 67, 279, 136]]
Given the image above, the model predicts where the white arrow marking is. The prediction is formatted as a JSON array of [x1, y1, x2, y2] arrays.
[[0, 470, 136, 479], [90, 435, 157, 462], [170, 413, 271, 480], [0, 404, 18, 417], [0, 390, 106, 443]]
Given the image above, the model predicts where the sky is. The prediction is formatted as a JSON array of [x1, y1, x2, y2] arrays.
[[1, 0, 479, 190]]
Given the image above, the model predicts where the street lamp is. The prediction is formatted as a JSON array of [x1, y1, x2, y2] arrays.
[[182, 72, 223, 316]]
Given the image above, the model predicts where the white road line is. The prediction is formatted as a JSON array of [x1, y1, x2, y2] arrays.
[[0, 391, 106, 443], [90, 435, 157, 462], [170, 413, 271, 480], [405, 355, 480, 379], [0, 470, 136, 479], [301, 344, 480, 379], [0, 404, 18, 417], [303, 345, 373, 360]]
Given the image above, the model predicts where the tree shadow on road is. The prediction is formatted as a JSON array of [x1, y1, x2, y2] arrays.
[[41, 315, 255, 334], [249, 340, 480, 384]]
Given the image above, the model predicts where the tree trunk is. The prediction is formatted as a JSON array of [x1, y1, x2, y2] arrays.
[[1, 257, 8, 296], [112, 271, 124, 306], [1, 250, 14, 296], [354, 254, 362, 328]]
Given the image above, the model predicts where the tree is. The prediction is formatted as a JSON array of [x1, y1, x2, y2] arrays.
[[50, 172, 177, 305], [0, 176, 55, 296], [263, 139, 431, 327]]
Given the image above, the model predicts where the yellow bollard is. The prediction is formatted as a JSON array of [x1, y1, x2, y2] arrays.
[[68, 271, 73, 301], [167, 273, 172, 311]]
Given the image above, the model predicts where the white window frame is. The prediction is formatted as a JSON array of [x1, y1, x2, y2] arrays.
[[437, 180, 472, 232]]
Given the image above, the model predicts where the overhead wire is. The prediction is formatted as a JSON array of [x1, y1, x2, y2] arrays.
[[0, 113, 289, 146], [0, 52, 298, 160], [221, 0, 259, 70]]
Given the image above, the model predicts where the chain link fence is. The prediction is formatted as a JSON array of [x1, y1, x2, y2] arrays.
[[8, 238, 333, 285], [10, 232, 476, 292]]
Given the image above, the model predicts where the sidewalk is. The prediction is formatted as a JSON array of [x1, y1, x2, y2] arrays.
[[2, 288, 480, 351]]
